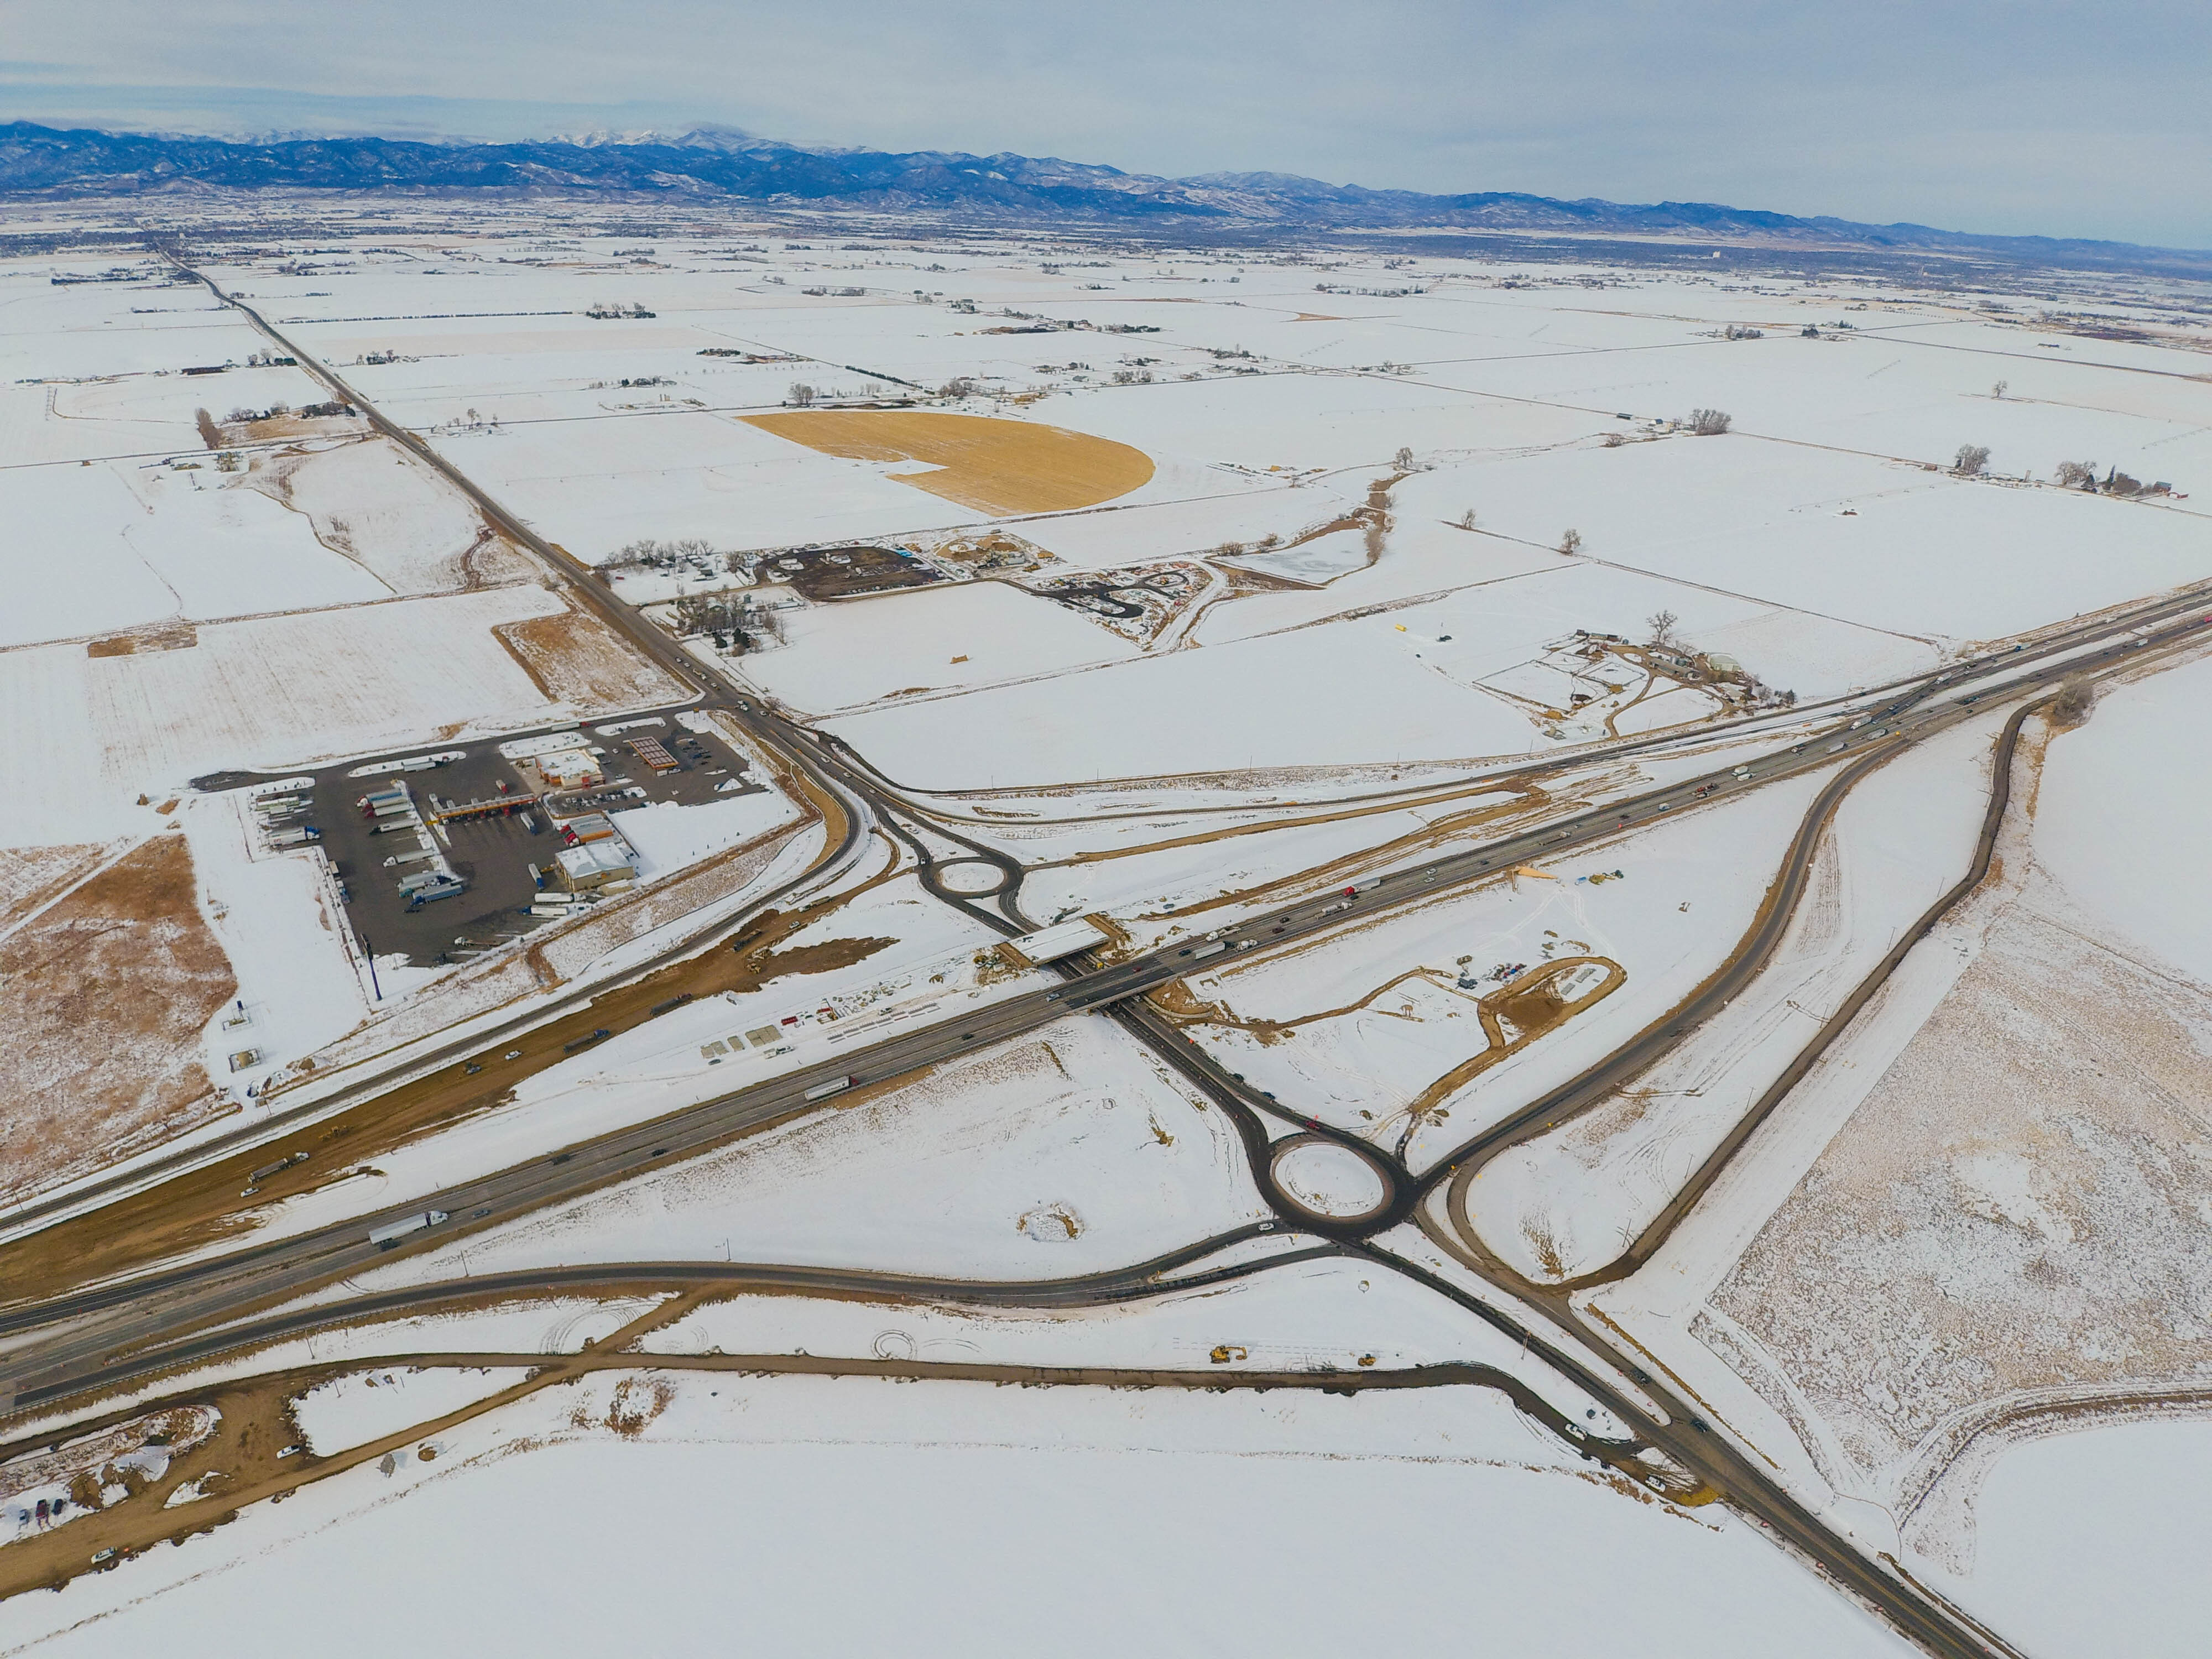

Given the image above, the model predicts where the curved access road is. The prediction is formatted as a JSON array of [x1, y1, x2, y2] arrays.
[[1529, 695, 2049, 1291], [4, 1228, 1343, 1417]]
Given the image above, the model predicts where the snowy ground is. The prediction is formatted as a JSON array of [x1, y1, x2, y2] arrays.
[[1911, 1418, 2212, 1659], [2029, 650, 2212, 983], [0, 1372, 1913, 1659]]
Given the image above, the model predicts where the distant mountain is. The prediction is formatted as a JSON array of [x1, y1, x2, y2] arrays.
[[0, 120, 2197, 273]]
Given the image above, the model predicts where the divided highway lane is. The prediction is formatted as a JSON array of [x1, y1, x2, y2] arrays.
[[0, 980, 1078, 1397]]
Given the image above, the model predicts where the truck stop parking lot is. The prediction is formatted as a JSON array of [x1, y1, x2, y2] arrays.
[[266, 717, 762, 966]]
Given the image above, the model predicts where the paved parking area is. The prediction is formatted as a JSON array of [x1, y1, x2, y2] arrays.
[[262, 716, 762, 966]]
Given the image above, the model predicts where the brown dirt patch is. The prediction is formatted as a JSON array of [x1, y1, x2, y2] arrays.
[[0, 874, 896, 1310], [0, 1301, 706, 1603], [0, 836, 238, 1204], [492, 599, 686, 709], [1708, 895, 2212, 1479], [0, 843, 120, 935], [86, 624, 198, 659], [742, 410, 1154, 516], [776, 544, 947, 602]]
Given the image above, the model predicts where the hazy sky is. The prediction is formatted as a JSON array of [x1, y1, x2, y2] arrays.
[[4, 0, 2207, 248]]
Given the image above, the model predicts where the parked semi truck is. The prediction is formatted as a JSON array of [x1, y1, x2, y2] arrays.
[[367, 1210, 449, 1249], [403, 875, 467, 909]]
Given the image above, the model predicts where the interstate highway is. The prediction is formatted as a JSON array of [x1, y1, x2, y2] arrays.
[[7, 594, 2200, 1402]]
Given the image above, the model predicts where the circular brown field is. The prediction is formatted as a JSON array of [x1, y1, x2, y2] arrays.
[[742, 410, 1154, 517]]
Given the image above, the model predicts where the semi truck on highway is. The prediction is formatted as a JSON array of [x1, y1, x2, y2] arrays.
[[368, 1210, 449, 1249], [804, 1075, 857, 1102]]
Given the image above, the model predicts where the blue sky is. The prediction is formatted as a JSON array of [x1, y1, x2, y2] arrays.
[[4, 0, 2207, 248]]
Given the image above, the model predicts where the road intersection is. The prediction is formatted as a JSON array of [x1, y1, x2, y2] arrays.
[[6, 257, 2205, 1655]]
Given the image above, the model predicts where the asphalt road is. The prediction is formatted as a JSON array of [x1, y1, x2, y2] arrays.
[[5, 1228, 1339, 1417], [8, 598, 2194, 1385]]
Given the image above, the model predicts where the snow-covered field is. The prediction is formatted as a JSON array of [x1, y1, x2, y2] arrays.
[[6, 211, 2212, 1659], [0, 585, 579, 846], [1, 1371, 1914, 1659]]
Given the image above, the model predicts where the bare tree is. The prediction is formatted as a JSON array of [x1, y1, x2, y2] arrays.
[[1455, 509, 1478, 530], [1953, 444, 1992, 476], [1558, 528, 1583, 554], [1646, 609, 1680, 648], [1689, 408, 1732, 436], [787, 382, 817, 407], [1394, 446, 1416, 471], [2054, 460, 2098, 489], [1992, 379, 2009, 399], [2048, 675, 2096, 728]]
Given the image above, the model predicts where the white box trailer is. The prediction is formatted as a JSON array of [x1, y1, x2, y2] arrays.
[[367, 1210, 449, 1249], [1001, 917, 1109, 967]]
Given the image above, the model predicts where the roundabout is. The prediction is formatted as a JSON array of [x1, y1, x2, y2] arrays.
[[1266, 1133, 1395, 1227], [933, 857, 1014, 896]]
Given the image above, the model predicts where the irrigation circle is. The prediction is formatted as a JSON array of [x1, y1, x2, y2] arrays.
[[1267, 1134, 1392, 1225]]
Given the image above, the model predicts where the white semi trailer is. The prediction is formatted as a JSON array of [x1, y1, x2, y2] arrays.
[[367, 1210, 450, 1249]]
